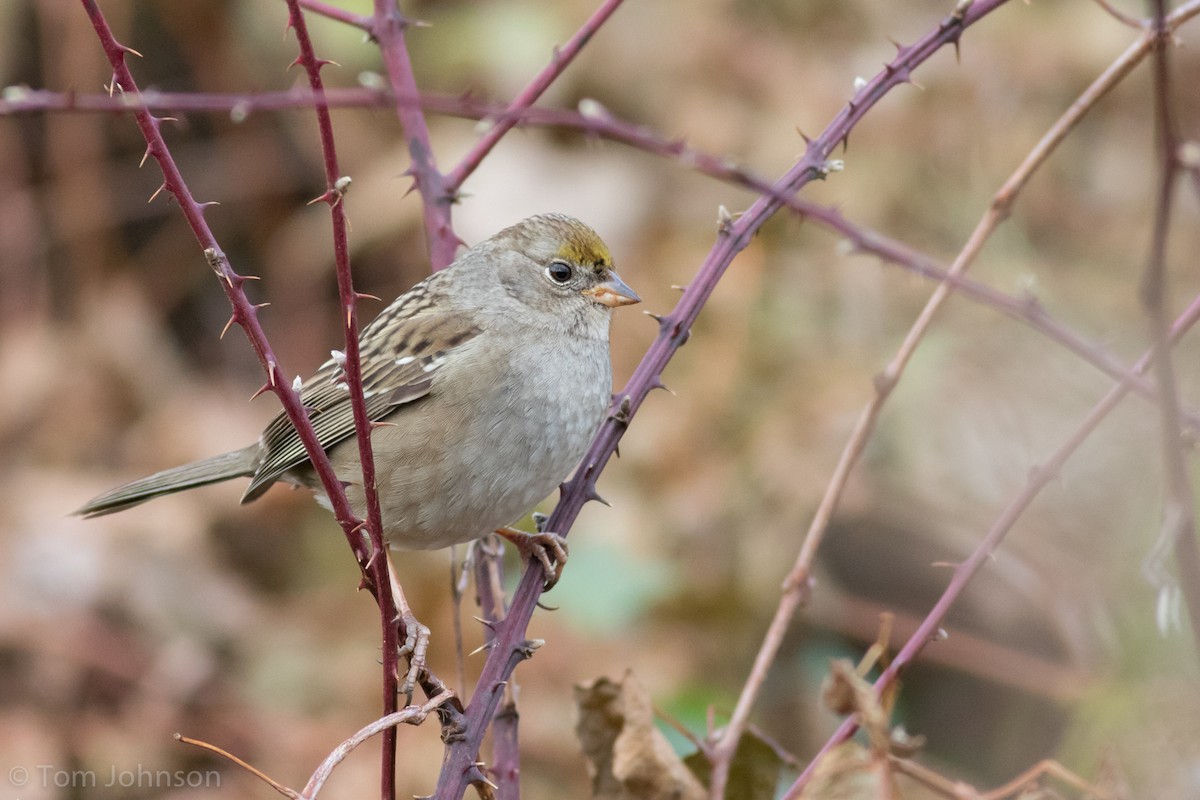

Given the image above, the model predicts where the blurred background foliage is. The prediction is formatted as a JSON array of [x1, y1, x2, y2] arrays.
[[2, 0, 1200, 797]]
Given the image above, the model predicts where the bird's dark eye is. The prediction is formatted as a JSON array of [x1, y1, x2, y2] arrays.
[[546, 261, 574, 284]]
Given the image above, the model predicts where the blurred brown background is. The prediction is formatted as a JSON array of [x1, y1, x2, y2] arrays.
[[3, 0, 1200, 797]]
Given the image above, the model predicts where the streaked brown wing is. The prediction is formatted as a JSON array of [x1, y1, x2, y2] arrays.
[[241, 308, 481, 502]]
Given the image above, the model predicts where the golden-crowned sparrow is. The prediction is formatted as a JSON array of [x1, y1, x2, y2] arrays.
[[76, 214, 639, 558]]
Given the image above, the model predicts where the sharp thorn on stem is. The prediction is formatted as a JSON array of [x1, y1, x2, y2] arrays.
[[468, 642, 495, 657], [586, 486, 611, 507]]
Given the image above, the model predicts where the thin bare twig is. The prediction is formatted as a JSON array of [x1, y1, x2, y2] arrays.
[[178, 693, 453, 800], [979, 758, 1119, 800], [1140, 0, 1200, 649], [889, 755, 1117, 800], [302, 693, 455, 799], [1092, 0, 1148, 28], [175, 734, 300, 799], [783, 286, 1200, 797]]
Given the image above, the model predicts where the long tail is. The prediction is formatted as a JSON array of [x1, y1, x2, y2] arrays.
[[75, 446, 258, 518]]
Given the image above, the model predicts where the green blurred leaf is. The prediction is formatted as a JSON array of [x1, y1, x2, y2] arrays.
[[684, 729, 782, 800]]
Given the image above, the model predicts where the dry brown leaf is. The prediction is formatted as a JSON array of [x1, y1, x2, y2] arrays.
[[575, 671, 706, 800]]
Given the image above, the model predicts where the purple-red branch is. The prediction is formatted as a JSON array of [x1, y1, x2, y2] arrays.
[[442, 0, 627, 193], [283, 3, 403, 798], [78, 0, 379, 569], [432, 1, 1013, 796], [368, 0, 458, 268], [296, 0, 371, 30]]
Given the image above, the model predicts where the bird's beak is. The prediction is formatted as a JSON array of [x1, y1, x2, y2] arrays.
[[582, 271, 641, 308]]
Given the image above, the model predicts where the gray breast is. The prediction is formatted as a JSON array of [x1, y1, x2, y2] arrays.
[[364, 330, 612, 549]]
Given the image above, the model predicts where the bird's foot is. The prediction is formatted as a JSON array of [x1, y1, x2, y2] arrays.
[[495, 525, 569, 591], [385, 549, 431, 703], [396, 608, 431, 703]]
